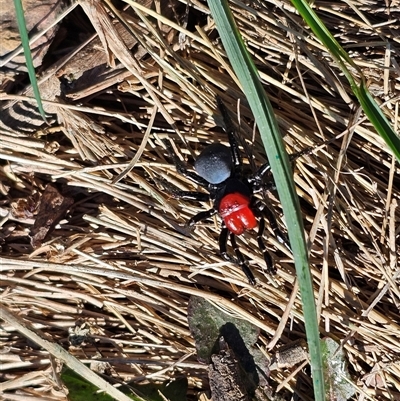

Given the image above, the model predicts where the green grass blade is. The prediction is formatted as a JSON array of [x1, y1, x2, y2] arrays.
[[13, 0, 48, 123], [207, 0, 325, 400], [357, 83, 400, 160], [290, 0, 356, 68], [291, 0, 400, 161]]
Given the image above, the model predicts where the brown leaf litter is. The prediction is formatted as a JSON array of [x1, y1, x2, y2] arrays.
[[0, 0, 399, 400]]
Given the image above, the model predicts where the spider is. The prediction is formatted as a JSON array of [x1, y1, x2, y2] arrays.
[[163, 98, 291, 285]]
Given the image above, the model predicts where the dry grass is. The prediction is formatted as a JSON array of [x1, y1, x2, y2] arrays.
[[0, 0, 399, 400]]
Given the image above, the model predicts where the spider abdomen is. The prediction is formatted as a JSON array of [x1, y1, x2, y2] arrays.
[[194, 143, 232, 184], [219, 192, 257, 235]]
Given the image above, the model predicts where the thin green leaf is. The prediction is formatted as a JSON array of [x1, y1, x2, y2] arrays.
[[290, 0, 400, 161], [357, 83, 400, 160], [290, 0, 357, 69], [207, 0, 325, 400], [13, 0, 48, 123]]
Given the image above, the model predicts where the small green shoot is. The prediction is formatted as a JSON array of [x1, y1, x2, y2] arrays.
[[13, 0, 48, 122]]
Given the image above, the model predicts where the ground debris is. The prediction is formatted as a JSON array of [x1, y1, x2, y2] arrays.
[[208, 337, 251, 401], [30, 184, 74, 248]]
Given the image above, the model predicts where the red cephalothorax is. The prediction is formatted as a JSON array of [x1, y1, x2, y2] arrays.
[[219, 193, 257, 235]]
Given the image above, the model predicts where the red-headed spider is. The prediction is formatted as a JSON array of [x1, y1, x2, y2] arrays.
[[163, 98, 290, 285]]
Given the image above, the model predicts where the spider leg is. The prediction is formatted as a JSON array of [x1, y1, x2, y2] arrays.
[[219, 227, 255, 284], [252, 162, 272, 186], [165, 185, 211, 202], [256, 214, 276, 274], [219, 226, 230, 261], [251, 150, 309, 189], [187, 208, 217, 228], [230, 233, 256, 285], [216, 97, 242, 172], [156, 177, 211, 202], [250, 163, 276, 194], [256, 201, 291, 251], [219, 227, 256, 284], [219, 227, 256, 285], [172, 191, 210, 202], [163, 139, 210, 188]]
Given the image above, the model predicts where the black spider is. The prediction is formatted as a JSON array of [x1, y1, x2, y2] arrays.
[[163, 99, 291, 284]]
